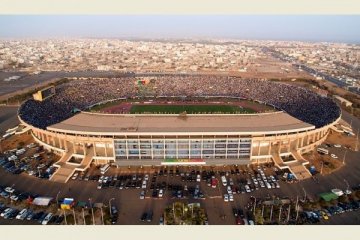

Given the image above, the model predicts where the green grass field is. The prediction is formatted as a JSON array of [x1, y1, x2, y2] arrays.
[[130, 105, 256, 114]]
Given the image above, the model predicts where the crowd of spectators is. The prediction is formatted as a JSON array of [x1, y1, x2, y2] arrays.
[[19, 75, 341, 129]]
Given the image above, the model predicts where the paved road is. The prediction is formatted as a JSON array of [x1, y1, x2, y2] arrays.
[[0, 106, 19, 135], [0, 71, 134, 99]]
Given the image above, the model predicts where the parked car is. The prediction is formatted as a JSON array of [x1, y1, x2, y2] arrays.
[[158, 189, 164, 198], [159, 216, 164, 225], [16, 208, 28, 220], [140, 190, 145, 200], [42, 213, 53, 225]]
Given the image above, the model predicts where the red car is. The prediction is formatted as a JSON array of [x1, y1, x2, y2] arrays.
[[211, 178, 218, 188], [236, 217, 245, 225]]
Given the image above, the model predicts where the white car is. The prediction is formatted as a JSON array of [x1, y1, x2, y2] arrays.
[[16, 209, 28, 220], [270, 175, 276, 182], [334, 144, 341, 148], [345, 189, 352, 195], [227, 186, 232, 195], [98, 175, 104, 183], [223, 194, 229, 202], [5, 187, 15, 193], [158, 189, 164, 198], [196, 175, 201, 182], [331, 189, 344, 197], [265, 182, 272, 189], [42, 213, 53, 225], [221, 176, 227, 186], [71, 172, 79, 180], [229, 178, 234, 186], [1, 208, 12, 217], [142, 180, 147, 189], [330, 154, 338, 159], [245, 185, 251, 193], [229, 194, 234, 202], [275, 182, 280, 189], [144, 174, 149, 181], [140, 190, 145, 199]]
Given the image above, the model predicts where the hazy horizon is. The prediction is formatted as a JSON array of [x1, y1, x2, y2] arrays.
[[1, 15, 360, 44]]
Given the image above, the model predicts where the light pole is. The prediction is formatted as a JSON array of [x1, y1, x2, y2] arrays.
[[89, 198, 95, 225], [100, 206, 104, 225], [278, 205, 282, 223], [286, 204, 291, 223], [253, 197, 257, 213], [355, 128, 359, 151], [302, 187, 307, 202], [63, 209, 67, 225], [320, 161, 324, 175], [56, 191, 61, 204], [343, 149, 348, 165], [295, 196, 299, 221], [72, 208, 77, 225], [344, 179, 350, 193], [82, 208, 86, 225], [109, 198, 115, 216]]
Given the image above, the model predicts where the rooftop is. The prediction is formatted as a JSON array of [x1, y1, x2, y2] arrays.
[[47, 111, 315, 136]]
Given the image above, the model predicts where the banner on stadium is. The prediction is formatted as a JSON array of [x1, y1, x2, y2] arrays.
[[161, 158, 206, 165]]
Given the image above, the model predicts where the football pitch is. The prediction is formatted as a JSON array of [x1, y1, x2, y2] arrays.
[[129, 104, 256, 114]]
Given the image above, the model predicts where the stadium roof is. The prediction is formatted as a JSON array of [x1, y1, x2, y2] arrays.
[[47, 111, 315, 136]]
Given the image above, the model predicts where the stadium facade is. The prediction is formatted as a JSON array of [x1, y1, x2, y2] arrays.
[[19, 110, 340, 182], [17, 76, 341, 182]]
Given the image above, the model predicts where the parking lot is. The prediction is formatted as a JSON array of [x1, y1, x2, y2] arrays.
[[0, 110, 360, 225]]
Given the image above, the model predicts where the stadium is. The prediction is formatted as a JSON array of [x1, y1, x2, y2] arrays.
[[18, 75, 341, 183]]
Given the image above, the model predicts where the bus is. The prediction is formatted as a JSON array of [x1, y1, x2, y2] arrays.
[[100, 164, 110, 175], [317, 148, 329, 155]]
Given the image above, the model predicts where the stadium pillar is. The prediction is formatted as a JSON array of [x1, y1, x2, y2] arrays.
[[93, 142, 97, 156], [83, 143, 86, 156], [59, 136, 63, 149], [44, 134, 48, 145], [300, 137, 304, 148], [64, 140, 68, 151], [52, 136, 56, 147], [287, 140, 291, 153]]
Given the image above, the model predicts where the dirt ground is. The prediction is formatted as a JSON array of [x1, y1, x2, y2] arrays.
[[326, 131, 358, 151], [303, 130, 358, 175], [1, 132, 34, 152]]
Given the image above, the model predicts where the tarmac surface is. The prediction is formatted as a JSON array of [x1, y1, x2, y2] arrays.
[[0, 71, 133, 99], [0, 106, 19, 135]]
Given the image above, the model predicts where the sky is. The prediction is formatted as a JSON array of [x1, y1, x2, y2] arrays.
[[1, 15, 360, 43]]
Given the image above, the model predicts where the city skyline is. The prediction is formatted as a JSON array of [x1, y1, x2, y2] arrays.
[[1, 15, 360, 43]]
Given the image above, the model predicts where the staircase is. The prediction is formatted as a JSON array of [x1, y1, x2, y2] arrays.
[[50, 146, 94, 183]]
